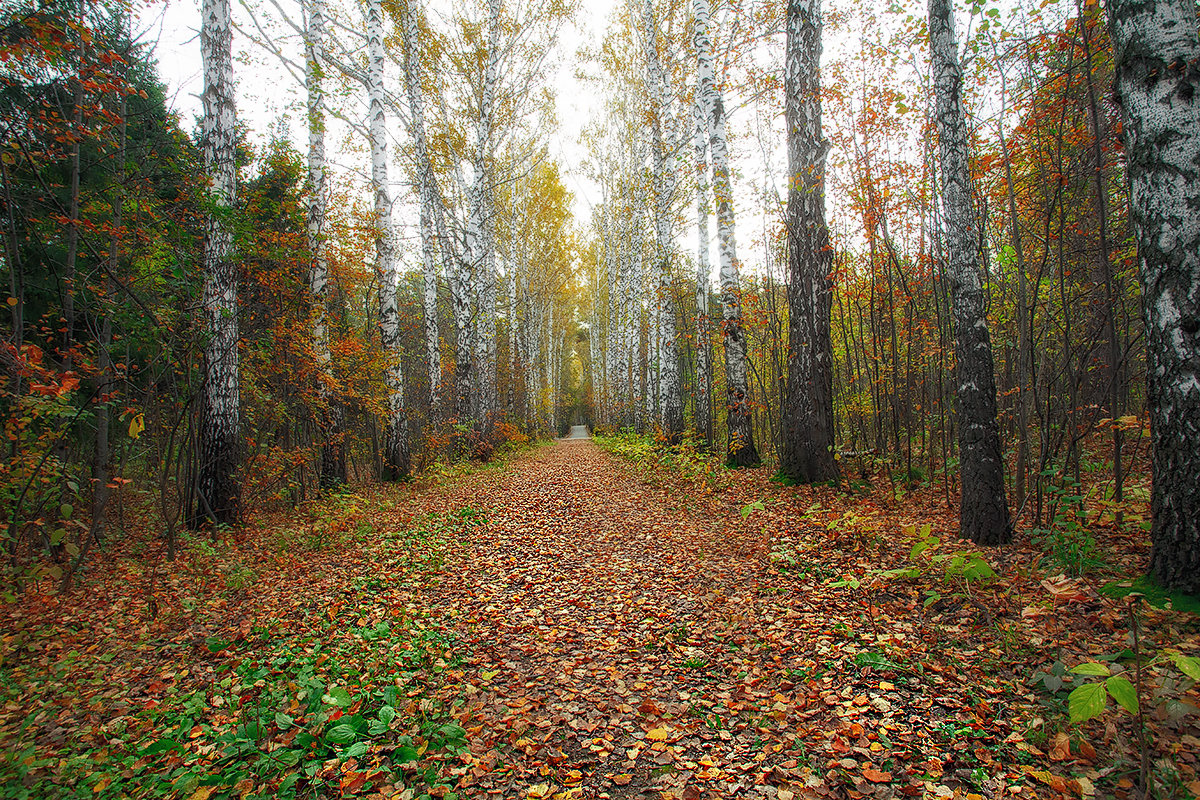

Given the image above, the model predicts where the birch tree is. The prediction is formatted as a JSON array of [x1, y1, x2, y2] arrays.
[[779, 0, 837, 483], [696, 0, 759, 466], [929, 0, 1011, 544], [399, 0, 442, 417], [304, 0, 345, 490], [195, 0, 241, 525], [643, 0, 683, 442], [366, 0, 410, 480], [692, 0, 712, 448], [1106, 0, 1200, 591]]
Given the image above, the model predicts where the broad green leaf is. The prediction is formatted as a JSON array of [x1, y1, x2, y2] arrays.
[[274, 712, 293, 729], [1070, 662, 1111, 677], [1105, 676, 1138, 714], [325, 723, 356, 744], [140, 738, 180, 756], [1171, 653, 1200, 681], [344, 742, 369, 758], [1068, 682, 1108, 723], [396, 745, 419, 763], [322, 687, 352, 707], [378, 705, 396, 725]]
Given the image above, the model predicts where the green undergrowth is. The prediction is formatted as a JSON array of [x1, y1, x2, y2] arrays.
[[593, 429, 728, 489], [0, 503, 488, 800], [1101, 574, 1200, 615]]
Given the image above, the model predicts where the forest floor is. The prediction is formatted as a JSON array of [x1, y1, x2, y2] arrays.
[[1, 438, 1198, 800]]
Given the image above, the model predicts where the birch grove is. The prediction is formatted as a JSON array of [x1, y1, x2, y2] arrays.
[[11, 0, 1200, 608]]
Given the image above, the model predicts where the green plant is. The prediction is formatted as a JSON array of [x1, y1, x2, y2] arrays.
[[1030, 476, 1106, 576]]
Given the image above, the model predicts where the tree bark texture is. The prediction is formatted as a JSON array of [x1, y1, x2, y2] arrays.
[[367, 0, 410, 480], [930, 0, 1012, 544], [1106, 0, 1200, 591], [195, 0, 241, 526], [698, 2, 759, 467], [780, 0, 838, 483], [305, 0, 346, 490]]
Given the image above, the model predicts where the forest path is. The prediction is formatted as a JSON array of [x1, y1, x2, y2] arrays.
[[437, 439, 825, 799]]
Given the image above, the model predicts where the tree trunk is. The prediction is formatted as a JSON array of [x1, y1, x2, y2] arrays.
[[1106, 0, 1200, 592], [698, 2, 759, 467], [305, 0, 345, 491], [400, 0, 442, 419], [779, 0, 838, 483], [692, 0, 713, 448], [929, 0, 1011, 544], [194, 0, 241, 526], [367, 0, 410, 480], [644, 0, 683, 443]]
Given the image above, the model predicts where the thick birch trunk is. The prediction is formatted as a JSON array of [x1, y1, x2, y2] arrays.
[[367, 0, 410, 480], [699, 8, 759, 466], [779, 0, 837, 483], [195, 0, 241, 525], [929, 0, 1011, 543], [400, 0, 442, 418], [1106, 0, 1200, 591], [305, 0, 345, 490]]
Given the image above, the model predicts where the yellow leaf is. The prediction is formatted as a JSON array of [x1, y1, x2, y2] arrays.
[[647, 727, 669, 741], [93, 778, 111, 793], [527, 783, 552, 799], [187, 789, 214, 800], [128, 413, 145, 439], [481, 669, 499, 681]]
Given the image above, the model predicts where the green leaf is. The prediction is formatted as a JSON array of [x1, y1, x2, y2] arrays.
[[344, 742, 368, 758], [322, 687, 352, 707], [378, 705, 396, 725], [140, 738, 180, 756], [1105, 676, 1138, 714], [1070, 662, 1111, 677], [325, 724, 356, 744], [396, 745, 419, 764], [275, 712, 294, 729], [1068, 682, 1108, 723], [1171, 653, 1200, 681]]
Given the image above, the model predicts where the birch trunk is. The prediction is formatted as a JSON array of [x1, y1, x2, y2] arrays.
[[779, 0, 837, 482], [367, 0, 410, 480], [644, 0, 683, 441], [400, 0, 442, 417], [692, 5, 713, 448], [305, 0, 345, 490], [195, 0, 241, 525], [929, 0, 1011, 543], [1106, 0, 1200, 591], [466, 0, 501, 429], [699, 3, 759, 466]]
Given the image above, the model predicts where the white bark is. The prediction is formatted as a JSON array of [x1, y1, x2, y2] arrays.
[[305, 0, 345, 488], [643, 0, 682, 440], [196, 0, 241, 524], [692, 0, 713, 447], [367, 0, 409, 479], [1106, 0, 1200, 590], [699, 1, 759, 466], [400, 0, 441, 416]]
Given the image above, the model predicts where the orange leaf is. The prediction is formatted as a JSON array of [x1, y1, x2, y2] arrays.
[[862, 767, 892, 783]]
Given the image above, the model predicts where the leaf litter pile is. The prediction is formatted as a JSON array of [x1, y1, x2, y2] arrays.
[[1, 439, 1198, 799]]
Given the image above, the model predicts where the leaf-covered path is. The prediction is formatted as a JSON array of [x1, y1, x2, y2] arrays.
[[426, 439, 1028, 799]]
